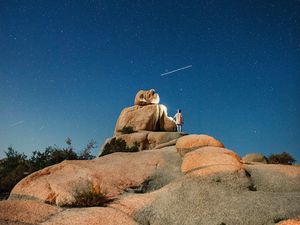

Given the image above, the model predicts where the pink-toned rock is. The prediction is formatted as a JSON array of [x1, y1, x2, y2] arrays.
[[10, 150, 170, 206], [176, 134, 225, 156], [0, 200, 61, 224], [277, 218, 300, 225], [114, 105, 176, 135], [134, 89, 160, 106], [40, 207, 138, 225], [181, 147, 243, 176]]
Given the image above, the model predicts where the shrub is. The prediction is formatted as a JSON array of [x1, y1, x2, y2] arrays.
[[101, 138, 139, 156], [72, 190, 110, 207], [121, 126, 135, 134], [0, 147, 30, 193], [268, 152, 296, 165], [62, 181, 111, 207]]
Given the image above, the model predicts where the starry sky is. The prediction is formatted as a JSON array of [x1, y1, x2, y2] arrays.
[[1, 0, 300, 161]]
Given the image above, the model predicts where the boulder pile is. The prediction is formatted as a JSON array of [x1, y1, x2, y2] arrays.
[[1, 90, 300, 225], [100, 89, 185, 156]]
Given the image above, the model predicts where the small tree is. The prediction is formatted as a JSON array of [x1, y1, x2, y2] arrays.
[[0, 147, 30, 193], [30, 138, 78, 171], [78, 140, 97, 160], [268, 152, 296, 165]]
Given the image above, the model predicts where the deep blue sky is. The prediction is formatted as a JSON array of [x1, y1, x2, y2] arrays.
[[1, 0, 299, 161]]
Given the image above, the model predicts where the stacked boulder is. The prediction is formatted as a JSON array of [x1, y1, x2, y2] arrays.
[[100, 89, 185, 155], [2, 90, 300, 225]]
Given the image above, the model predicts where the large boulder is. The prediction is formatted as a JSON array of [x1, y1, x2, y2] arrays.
[[114, 105, 176, 135], [176, 134, 225, 156], [181, 147, 243, 176], [242, 153, 268, 164], [10, 147, 183, 207], [115, 105, 160, 134], [134, 89, 160, 106]]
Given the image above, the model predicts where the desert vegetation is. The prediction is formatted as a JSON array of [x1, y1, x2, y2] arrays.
[[62, 181, 111, 207], [120, 126, 135, 134], [268, 152, 296, 165]]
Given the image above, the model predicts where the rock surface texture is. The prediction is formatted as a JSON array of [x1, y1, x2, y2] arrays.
[[2, 140, 300, 225]]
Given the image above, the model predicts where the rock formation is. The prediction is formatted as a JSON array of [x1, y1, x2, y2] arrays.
[[1, 90, 300, 225], [115, 89, 176, 135], [2, 135, 300, 225], [99, 89, 181, 156]]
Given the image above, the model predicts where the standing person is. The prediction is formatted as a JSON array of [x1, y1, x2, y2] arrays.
[[174, 109, 184, 132]]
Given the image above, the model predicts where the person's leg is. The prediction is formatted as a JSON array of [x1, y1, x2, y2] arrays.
[[176, 124, 180, 132]]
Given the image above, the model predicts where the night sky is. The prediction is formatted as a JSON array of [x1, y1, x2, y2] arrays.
[[1, 1, 299, 161]]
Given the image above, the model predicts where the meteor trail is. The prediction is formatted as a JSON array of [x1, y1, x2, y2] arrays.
[[160, 65, 192, 76], [10, 120, 25, 127]]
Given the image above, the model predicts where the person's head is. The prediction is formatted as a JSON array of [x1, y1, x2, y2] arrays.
[[178, 109, 181, 113]]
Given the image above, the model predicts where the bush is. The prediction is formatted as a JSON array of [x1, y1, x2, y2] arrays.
[[268, 152, 296, 165], [121, 126, 135, 134], [61, 181, 111, 207], [101, 138, 139, 156], [0, 147, 30, 193]]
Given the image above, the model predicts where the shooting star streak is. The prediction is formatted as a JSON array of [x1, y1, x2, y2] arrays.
[[10, 120, 25, 127], [161, 65, 192, 76]]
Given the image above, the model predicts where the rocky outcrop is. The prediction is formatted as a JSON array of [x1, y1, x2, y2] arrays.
[[176, 134, 224, 156], [2, 141, 300, 225], [242, 153, 268, 164], [99, 89, 181, 156]]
